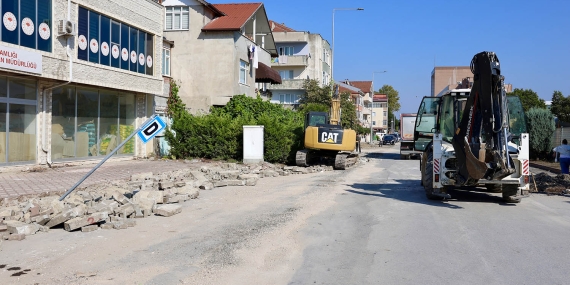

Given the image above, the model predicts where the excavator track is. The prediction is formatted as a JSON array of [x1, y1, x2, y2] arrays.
[[334, 153, 359, 170], [296, 150, 309, 167]]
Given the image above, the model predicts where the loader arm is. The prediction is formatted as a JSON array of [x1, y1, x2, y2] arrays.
[[451, 51, 515, 185]]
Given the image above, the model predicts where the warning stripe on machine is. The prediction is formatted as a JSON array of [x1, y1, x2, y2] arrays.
[[433, 159, 440, 174], [522, 159, 529, 175]]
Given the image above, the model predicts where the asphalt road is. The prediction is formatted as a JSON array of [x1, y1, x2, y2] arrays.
[[291, 144, 570, 285], [1, 143, 570, 285]]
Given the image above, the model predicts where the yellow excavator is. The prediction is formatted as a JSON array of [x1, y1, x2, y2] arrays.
[[295, 85, 358, 169]]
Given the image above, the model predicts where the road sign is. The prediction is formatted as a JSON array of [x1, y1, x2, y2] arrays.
[[137, 116, 166, 143]]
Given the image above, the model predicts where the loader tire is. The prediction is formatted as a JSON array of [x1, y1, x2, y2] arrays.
[[422, 152, 439, 200], [502, 184, 521, 203]]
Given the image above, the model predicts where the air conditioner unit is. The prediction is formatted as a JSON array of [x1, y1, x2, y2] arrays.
[[58, 20, 76, 36]]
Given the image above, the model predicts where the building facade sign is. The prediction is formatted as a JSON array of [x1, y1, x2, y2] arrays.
[[0, 44, 42, 74]]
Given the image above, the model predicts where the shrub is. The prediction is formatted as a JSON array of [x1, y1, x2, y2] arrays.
[[165, 91, 304, 164], [526, 107, 555, 159]]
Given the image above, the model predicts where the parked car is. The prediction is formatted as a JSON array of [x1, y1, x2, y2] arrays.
[[382, 135, 396, 145]]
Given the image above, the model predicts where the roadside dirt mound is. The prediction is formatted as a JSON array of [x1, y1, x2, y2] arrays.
[[532, 173, 570, 195]]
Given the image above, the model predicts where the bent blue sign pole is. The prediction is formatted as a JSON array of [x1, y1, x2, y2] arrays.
[[59, 115, 166, 201]]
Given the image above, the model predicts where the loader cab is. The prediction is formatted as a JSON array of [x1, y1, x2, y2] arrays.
[[413, 89, 470, 151], [413, 96, 440, 151]]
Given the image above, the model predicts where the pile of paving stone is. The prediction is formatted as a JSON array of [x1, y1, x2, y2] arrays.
[[0, 162, 335, 243], [531, 173, 570, 195]]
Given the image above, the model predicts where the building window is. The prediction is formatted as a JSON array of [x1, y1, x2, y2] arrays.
[[279, 70, 294, 80], [78, 6, 154, 75], [279, 94, 300, 104], [0, 0, 52, 52], [279, 46, 294, 56], [373, 121, 376, 125], [162, 46, 170, 76], [383, 120, 387, 126], [51, 86, 136, 160], [239, 60, 249, 84], [383, 111, 387, 117], [0, 77, 38, 163], [165, 6, 189, 30]]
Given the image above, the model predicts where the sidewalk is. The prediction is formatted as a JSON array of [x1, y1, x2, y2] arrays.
[[0, 159, 201, 199]]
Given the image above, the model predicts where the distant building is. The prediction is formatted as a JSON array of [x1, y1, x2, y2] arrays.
[[431, 66, 472, 97], [268, 21, 331, 107], [432, 66, 513, 97]]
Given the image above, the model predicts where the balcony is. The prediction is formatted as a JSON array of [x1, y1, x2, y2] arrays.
[[271, 55, 308, 67], [268, 79, 306, 90]]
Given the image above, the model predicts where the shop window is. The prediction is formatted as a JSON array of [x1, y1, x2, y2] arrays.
[[0, 77, 37, 163], [9, 79, 36, 100], [77, 88, 99, 158], [51, 87, 137, 160], [77, 6, 154, 76], [88, 10, 100, 64], [100, 15, 111, 66], [1, 0, 52, 52], [110, 20, 121, 68]]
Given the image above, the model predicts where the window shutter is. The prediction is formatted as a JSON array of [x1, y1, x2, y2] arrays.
[[181, 14, 189, 29], [173, 14, 180, 29], [166, 13, 172, 30]]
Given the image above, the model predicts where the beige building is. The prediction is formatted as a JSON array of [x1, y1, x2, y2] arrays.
[[1, 0, 165, 166], [432, 66, 513, 97], [431, 66, 473, 97], [371, 93, 389, 133], [267, 21, 331, 107], [161, 0, 280, 113]]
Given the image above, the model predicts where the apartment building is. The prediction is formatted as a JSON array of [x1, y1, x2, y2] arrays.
[[371, 93, 388, 133], [161, 0, 280, 113], [342, 80, 372, 126], [0, 0, 165, 166], [268, 21, 331, 107]]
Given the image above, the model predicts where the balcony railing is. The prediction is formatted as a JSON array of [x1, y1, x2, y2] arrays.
[[268, 79, 306, 90], [271, 55, 309, 66]]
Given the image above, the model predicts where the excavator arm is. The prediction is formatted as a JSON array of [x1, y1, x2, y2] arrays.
[[451, 51, 515, 185]]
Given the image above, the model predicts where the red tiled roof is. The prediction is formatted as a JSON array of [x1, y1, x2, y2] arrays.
[[269, 20, 295, 32], [347, 81, 372, 92], [202, 3, 262, 31], [373, 93, 387, 102]]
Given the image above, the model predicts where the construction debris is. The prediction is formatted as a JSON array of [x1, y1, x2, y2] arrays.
[[0, 162, 336, 241], [531, 173, 570, 195]]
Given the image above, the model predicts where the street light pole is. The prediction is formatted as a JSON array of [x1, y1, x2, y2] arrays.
[[331, 7, 364, 91], [370, 71, 387, 144]]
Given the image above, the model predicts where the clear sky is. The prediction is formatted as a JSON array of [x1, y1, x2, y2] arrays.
[[217, 0, 570, 117]]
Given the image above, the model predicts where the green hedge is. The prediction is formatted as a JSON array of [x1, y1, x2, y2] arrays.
[[165, 92, 304, 164]]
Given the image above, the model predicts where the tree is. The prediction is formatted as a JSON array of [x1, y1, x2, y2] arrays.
[[377, 85, 400, 126], [339, 91, 358, 130], [299, 79, 331, 106], [550, 90, 570, 123], [507, 88, 545, 112], [298, 80, 358, 130], [526, 107, 555, 159]]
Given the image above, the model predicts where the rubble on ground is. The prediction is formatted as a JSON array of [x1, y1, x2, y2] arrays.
[[531, 173, 570, 195], [0, 162, 336, 241]]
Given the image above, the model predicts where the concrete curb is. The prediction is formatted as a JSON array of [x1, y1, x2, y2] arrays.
[[530, 162, 560, 174]]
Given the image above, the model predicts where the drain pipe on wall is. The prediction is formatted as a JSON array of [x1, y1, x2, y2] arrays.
[[41, 0, 73, 166]]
